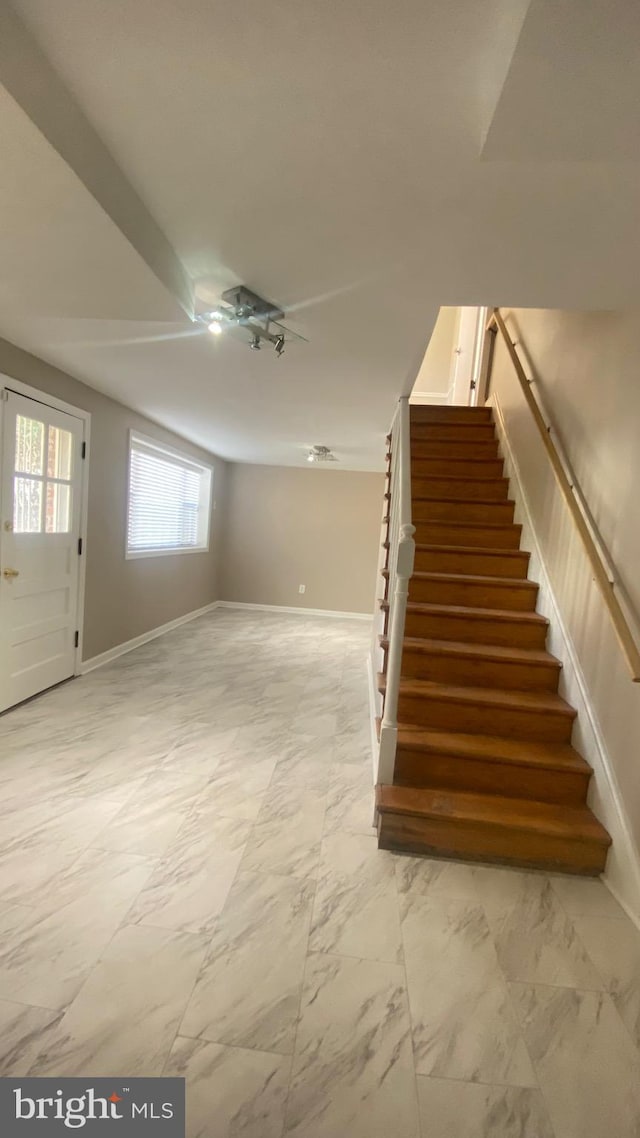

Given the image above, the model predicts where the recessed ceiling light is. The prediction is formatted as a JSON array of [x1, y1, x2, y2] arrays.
[[208, 320, 223, 336]]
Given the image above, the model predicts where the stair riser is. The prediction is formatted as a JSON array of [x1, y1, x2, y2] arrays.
[[407, 577, 538, 611], [413, 478, 509, 501], [393, 750, 590, 806], [377, 814, 607, 874], [396, 691, 574, 742], [398, 648, 559, 691], [412, 500, 515, 525], [411, 424, 496, 443], [404, 610, 548, 648], [411, 407, 493, 424], [412, 458, 504, 479], [413, 548, 530, 579], [413, 521, 522, 549], [411, 440, 499, 460]]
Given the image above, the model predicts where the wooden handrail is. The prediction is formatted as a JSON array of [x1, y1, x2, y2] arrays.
[[488, 307, 640, 682]]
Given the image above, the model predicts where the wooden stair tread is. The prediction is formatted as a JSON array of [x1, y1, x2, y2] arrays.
[[410, 406, 493, 419], [395, 726, 590, 773], [415, 542, 527, 558], [378, 674, 576, 719], [376, 785, 611, 846], [415, 520, 518, 532], [402, 601, 548, 627], [411, 422, 495, 433], [411, 495, 515, 507], [408, 570, 537, 592], [411, 422, 495, 430], [383, 569, 536, 589], [412, 455, 502, 464], [412, 473, 506, 484], [381, 634, 558, 669]]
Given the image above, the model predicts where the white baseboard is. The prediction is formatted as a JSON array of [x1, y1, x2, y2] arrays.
[[217, 601, 372, 621], [80, 599, 371, 676], [490, 392, 640, 927], [79, 601, 221, 674]]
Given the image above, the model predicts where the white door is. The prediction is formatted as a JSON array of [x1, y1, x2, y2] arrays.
[[469, 306, 488, 406], [450, 307, 485, 405], [0, 390, 84, 712]]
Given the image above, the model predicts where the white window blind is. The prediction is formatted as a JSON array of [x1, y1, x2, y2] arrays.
[[126, 433, 212, 557]]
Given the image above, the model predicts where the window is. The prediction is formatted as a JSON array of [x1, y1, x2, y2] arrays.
[[126, 432, 212, 558], [14, 414, 74, 534]]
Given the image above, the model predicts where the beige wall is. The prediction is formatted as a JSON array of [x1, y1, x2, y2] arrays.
[[411, 306, 459, 399], [221, 464, 384, 614], [0, 337, 227, 660], [490, 309, 640, 917]]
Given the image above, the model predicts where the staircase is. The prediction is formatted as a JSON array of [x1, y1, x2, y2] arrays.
[[376, 404, 611, 875]]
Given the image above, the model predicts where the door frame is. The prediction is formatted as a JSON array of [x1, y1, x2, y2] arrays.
[[0, 375, 91, 676]]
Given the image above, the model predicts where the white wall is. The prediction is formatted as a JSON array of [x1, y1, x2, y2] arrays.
[[489, 309, 640, 923], [410, 307, 460, 403]]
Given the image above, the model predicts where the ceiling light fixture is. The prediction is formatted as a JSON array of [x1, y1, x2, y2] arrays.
[[307, 445, 337, 464], [195, 285, 308, 358]]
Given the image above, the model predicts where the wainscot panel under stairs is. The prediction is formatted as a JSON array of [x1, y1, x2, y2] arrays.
[[376, 405, 611, 875]]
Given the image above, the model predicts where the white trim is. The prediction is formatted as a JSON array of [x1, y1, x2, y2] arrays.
[[600, 879, 640, 934], [217, 600, 372, 621], [0, 374, 91, 676], [367, 650, 380, 776], [125, 546, 211, 561], [367, 650, 381, 825], [80, 599, 373, 674], [76, 418, 90, 671], [79, 601, 221, 674], [491, 391, 640, 925], [408, 391, 448, 405], [1, 375, 91, 422]]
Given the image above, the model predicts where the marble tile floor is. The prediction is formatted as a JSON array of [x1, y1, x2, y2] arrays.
[[0, 609, 639, 1136]]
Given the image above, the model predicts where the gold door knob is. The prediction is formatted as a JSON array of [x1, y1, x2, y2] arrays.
[[2, 568, 19, 579]]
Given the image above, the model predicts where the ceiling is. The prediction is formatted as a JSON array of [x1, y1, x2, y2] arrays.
[[0, 0, 638, 469]]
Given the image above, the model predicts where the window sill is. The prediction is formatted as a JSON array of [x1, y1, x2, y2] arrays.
[[125, 545, 210, 561]]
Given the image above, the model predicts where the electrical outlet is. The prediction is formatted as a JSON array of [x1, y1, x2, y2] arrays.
[[298, 584, 306, 594]]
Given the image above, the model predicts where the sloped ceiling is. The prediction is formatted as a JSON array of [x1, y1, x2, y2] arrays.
[[0, 0, 638, 469]]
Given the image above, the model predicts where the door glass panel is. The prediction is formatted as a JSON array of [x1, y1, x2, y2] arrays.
[[45, 481, 71, 533], [47, 425, 73, 480], [15, 415, 45, 475], [13, 476, 43, 533]]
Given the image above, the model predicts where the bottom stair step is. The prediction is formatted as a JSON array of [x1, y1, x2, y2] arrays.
[[394, 727, 592, 805], [376, 785, 611, 875]]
